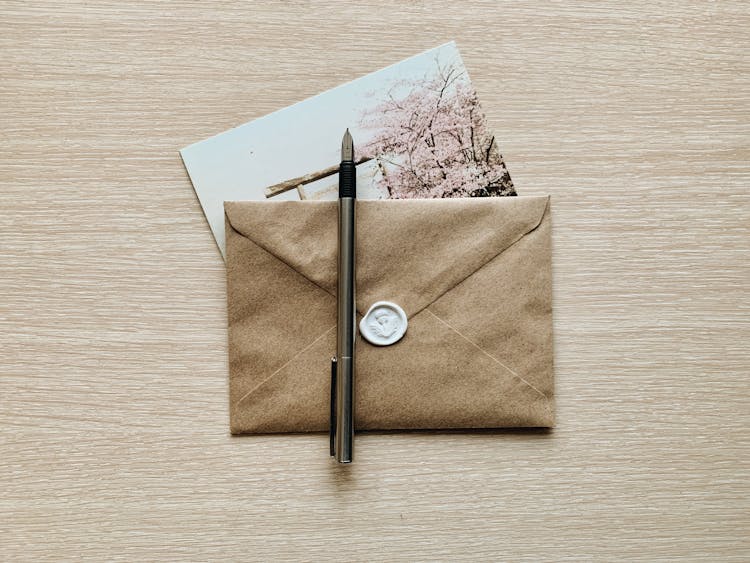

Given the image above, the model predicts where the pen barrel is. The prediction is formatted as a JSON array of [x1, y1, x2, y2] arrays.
[[337, 196, 356, 358], [336, 196, 355, 463]]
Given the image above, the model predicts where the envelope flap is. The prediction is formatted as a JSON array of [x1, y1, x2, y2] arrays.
[[224, 196, 549, 317]]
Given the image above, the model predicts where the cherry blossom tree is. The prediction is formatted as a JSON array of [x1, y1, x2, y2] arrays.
[[359, 57, 515, 198]]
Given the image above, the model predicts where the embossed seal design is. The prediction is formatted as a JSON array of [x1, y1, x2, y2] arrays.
[[359, 301, 408, 346]]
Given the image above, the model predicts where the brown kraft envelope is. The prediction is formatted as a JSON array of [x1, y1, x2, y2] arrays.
[[224, 196, 554, 433]]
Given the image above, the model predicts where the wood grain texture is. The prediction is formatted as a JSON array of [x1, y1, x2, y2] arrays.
[[1, 1, 748, 560]]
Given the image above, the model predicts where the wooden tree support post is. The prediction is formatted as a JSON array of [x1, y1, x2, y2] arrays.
[[264, 156, 373, 198]]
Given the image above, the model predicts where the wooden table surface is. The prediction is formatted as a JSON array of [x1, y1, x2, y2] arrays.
[[2, 1, 748, 560]]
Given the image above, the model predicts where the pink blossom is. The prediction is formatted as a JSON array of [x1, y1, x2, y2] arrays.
[[359, 57, 515, 199]]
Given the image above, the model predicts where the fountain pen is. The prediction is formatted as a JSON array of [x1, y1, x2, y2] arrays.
[[332, 129, 356, 463]]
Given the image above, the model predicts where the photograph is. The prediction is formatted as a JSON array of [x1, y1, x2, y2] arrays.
[[181, 41, 515, 256]]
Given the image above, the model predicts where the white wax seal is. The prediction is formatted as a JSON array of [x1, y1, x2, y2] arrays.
[[359, 301, 408, 346]]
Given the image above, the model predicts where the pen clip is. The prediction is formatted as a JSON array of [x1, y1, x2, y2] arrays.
[[329, 356, 337, 457]]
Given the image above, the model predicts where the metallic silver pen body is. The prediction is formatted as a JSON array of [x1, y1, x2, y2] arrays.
[[335, 196, 355, 463]]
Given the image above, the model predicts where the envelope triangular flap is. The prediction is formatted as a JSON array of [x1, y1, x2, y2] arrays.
[[224, 196, 549, 317]]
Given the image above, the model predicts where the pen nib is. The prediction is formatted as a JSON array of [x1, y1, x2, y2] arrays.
[[341, 128, 354, 161]]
